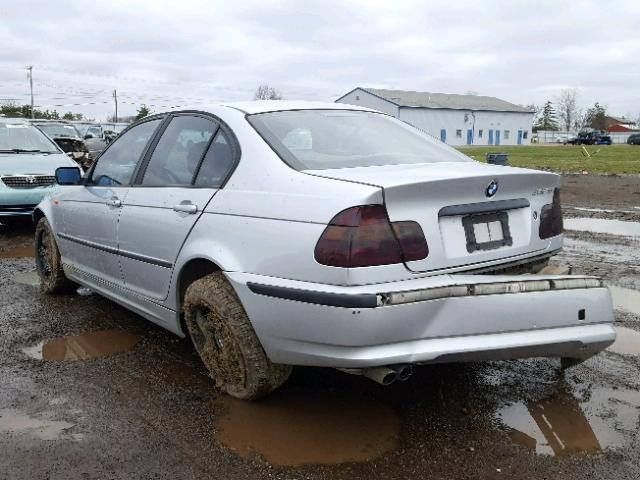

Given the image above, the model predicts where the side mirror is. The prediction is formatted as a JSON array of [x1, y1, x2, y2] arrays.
[[84, 133, 93, 139], [55, 167, 82, 186]]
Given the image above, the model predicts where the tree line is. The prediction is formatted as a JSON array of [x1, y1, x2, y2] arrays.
[[530, 89, 616, 132]]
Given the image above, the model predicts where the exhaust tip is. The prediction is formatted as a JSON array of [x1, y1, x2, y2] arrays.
[[363, 367, 397, 386], [394, 364, 413, 381]]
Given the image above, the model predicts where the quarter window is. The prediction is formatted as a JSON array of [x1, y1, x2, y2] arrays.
[[141, 115, 217, 186], [194, 130, 234, 188], [89, 119, 161, 186]]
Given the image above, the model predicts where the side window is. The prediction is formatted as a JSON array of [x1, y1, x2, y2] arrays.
[[90, 119, 161, 186], [141, 115, 217, 186], [194, 130, 235, 188], [86, 126, 102, 138]]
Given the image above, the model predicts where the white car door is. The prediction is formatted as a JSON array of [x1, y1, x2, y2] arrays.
[[57, 118, 163, 286], [117, 114, 237, 300]]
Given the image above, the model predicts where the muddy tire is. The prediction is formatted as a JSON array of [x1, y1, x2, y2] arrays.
[[183, 272, 292, 400], [35, 217, 75, 294]]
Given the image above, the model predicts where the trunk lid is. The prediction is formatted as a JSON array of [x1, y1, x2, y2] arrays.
[[305, 162, 560, 272]]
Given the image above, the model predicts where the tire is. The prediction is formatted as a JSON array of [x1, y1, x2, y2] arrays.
[[35, 217, 75, 294], [183, 272, 292, 400]]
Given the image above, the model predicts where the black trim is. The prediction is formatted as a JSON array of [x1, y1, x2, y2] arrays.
[[247, 282, 378, 308], [439, 198, 529, 217], [1, 204, 37, 212], [58, 232, 172, 268]]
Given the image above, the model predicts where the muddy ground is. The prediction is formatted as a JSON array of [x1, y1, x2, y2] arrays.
[[1, 174, 640, 480]]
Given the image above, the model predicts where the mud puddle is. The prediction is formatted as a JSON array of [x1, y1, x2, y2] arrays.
[[23, 330, 141, 361], [498, 384, 639, 456], [0, 245, 34, 258], [214, 389, 399, 466], [608, 326, 640, 355], [0, 409, 82, 441], [13, 270, 39, 286], [564, 218, 640, 237], [608, 286, 640, 316]]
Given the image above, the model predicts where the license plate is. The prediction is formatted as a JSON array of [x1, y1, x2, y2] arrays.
[[462, 212, 513, 253]]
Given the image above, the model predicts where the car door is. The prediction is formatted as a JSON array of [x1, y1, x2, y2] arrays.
[[117, 113, 237, 300], [56, 118, 163, 286]]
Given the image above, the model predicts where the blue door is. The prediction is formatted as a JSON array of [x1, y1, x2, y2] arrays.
[[440, 129, 446, 142], [466, 129, 473, 145], [517, 130, 523, 145], [488, 129, 494, 145], [495, 130, 501, 145]]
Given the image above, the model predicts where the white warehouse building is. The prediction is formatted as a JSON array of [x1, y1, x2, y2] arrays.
[[336, 87, 535, 146]]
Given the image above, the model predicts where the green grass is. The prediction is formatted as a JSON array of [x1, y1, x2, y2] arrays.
[[457, 144, 640, 174]]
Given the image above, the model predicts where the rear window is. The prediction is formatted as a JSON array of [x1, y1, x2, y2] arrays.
[[248, 109, 471, 170]]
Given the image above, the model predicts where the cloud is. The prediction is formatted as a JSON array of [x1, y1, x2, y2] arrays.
[[1, 0, 638, 119]]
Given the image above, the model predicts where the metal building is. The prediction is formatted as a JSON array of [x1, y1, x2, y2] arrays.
[[336, 88, 535, 146]]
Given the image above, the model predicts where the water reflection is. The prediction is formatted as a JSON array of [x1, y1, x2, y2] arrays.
[[23, 330, 141, 361], [564, 218, 640, 237], [214, 389, 399, 466], [608, 286, 640, 316]]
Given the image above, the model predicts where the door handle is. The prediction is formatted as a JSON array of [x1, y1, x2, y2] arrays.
[[173, 202, 198, 214], [106, 197, 121, 207]]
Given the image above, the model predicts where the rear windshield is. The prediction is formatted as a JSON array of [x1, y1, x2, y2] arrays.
[[248, 109, 472, 170], [36, 123, 81, 139]]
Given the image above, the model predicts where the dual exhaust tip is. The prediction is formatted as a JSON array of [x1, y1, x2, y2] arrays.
[[362, 364, 413, 385]]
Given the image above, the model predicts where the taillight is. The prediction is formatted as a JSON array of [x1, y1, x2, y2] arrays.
[[314, 205, 428, 268], [539, 188, 563, 239]]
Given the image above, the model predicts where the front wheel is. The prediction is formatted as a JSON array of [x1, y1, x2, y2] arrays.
[[183, 272, 292, 400], [35, 217, 75, 294]]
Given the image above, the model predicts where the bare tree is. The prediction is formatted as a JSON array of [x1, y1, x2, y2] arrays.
[[254, 84, 283, 100], [556, 88, 579, 132]]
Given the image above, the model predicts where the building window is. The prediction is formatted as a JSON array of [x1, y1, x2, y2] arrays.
[[456, 129, 462, 138], [523, 131, 528, 139], [355, 95, 360, 101], [504, 130, 510, 140], [478, 129, 483, 138]]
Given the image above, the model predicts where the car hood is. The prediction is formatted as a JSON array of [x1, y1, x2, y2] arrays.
[[0, 152, 77, 176]]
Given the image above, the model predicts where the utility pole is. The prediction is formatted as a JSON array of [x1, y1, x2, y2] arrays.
[[113, 89, 118, 122], [26, 66, 34, 118]]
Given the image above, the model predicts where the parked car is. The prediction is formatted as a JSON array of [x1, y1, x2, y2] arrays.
[[30, 120, 91, 168], [627, 133, 640, 145], [1, 118, 79, 219], [566, 131, 612, 145], [101, 122, 129, 139], [34, 102, 615, 399], [71, 122, 111, 159]]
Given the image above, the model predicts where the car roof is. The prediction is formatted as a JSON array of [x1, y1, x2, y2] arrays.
[[0, 117, 33, 125], [166, 100, 379, 116], [222, 100, 378, 115]]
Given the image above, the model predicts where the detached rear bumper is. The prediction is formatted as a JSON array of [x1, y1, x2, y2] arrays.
[[228, 272, 615, 368]]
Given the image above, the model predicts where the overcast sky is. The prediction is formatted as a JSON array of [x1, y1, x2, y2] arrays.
[[1, 0, 639, 121]]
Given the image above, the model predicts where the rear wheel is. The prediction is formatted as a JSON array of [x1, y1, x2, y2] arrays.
[[35, 217, 75, 294], [183, 272, 292, 400]]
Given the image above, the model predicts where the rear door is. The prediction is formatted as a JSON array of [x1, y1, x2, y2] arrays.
[[57, 118, 163, 285], [117, 113, 237, 300]]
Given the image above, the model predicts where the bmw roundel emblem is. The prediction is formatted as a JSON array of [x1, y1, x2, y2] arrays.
[[486, 180, 499, 198]]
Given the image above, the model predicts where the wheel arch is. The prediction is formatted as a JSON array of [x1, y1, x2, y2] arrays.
[[174, 257, 222, 335]]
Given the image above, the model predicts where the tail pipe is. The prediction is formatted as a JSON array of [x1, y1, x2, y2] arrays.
[[361, 364, 413, 385], [362, 367, 397, 386]]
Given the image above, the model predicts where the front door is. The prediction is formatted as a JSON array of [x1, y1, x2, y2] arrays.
[[56, 118, 163, 286], [117, 114, 237, 300], [495, 130, 501, 145], [488, 129, 494, 145], [517, 130, 523, 145], [440, 129, 446, 142], [466, 129, 473, 145]]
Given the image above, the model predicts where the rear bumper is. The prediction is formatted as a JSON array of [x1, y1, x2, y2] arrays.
[[228, 272, 615, 368]]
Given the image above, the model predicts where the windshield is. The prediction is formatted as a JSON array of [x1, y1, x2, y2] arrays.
[[0, 122, 60, 153], [248, 109, 472, 170], [36, 123, 81, 139]]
